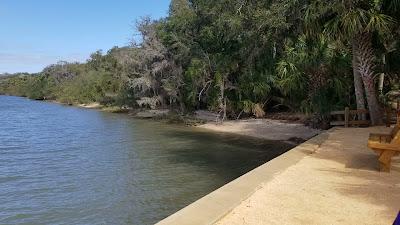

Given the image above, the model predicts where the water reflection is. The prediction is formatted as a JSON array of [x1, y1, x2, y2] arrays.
[[0, 96, 292, 225]]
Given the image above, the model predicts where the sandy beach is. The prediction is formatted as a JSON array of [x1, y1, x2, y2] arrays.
[[78, 102, 102, 109], [198, 119, 321, 142]]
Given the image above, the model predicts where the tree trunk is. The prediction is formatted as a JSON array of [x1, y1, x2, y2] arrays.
[[355, 33, 383, 125], [352, 40, 366, 111], [219, 77, 226, 123]]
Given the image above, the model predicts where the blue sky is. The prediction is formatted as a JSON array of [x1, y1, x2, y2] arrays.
[[0, 0, 171, 73]]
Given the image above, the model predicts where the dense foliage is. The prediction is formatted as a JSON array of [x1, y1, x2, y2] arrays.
[[1, 0, 399, 124]]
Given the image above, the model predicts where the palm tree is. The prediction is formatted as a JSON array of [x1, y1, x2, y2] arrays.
[[276, 35, 350, 114], [307, 0, 399, 125]]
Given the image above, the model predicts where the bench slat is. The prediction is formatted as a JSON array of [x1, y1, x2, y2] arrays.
[[349, 109, 369, 114], [348, 120, 370, 125], [330, 121, 345, 126], [330, 111, 345, 115]]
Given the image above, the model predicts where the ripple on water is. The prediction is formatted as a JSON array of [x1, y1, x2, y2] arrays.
[[0, 96, 293, 225]]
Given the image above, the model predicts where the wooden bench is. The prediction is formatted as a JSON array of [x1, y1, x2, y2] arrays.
[[368, 114, 400, 172], [330, 107, 370, 127]]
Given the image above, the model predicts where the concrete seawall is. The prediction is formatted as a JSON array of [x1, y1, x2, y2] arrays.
[[156, 131, 330, 225]]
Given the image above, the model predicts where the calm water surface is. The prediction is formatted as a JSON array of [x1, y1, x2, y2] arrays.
[[0, 96, 292, 225]]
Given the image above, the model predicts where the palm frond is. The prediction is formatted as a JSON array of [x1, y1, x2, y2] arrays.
[[341, 8, 368, 36], [324, 17, 343, 40], [389, 0, 400, 10], [366, 11, 395, 35]]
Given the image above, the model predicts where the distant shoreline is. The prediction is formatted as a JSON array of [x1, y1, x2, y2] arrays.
[[1, 94, 321, 144]]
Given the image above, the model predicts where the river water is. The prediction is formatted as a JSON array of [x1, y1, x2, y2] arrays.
[[0, 95, 292, 225]]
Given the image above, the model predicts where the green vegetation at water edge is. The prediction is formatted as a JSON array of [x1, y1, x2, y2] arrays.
[[1, 0, 399, 125]]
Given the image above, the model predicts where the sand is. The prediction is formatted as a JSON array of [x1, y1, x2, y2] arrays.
[[78, 102, 102, 109], [198, 119, 321, 141], [214, 127, 400, 225]]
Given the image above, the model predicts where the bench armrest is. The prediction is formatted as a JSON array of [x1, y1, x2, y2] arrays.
[[369, 133, 392, 143]]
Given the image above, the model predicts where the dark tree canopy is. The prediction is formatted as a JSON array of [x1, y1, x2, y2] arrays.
[[1, 0, 399, 125]]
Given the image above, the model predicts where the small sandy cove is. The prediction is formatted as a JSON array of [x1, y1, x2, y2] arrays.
[[213, 126, 400, 225], [78, 102, 102, 109], [198, 119, 321, 142]]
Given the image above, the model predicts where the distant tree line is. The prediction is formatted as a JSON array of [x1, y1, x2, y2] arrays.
[[1, 0, 399, 125]]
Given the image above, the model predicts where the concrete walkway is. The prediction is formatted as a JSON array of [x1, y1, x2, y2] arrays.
[[215, 127, 400, 225]]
